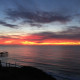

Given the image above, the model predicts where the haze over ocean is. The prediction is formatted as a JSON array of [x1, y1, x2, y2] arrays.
[[0, 45, 80, 80]]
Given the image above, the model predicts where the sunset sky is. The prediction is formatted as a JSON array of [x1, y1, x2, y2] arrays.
[[0, 0, 80, 45]]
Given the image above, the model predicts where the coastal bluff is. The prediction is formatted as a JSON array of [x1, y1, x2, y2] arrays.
[[0, 66, 56, 80]]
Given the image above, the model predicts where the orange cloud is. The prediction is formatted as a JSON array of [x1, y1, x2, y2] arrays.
[[0, 39, 80, 45], [1, 39, 80, 45], [0, 31, 80, 45]]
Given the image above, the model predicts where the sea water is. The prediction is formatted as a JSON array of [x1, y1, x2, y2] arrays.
[[0, 45, 80, 80]]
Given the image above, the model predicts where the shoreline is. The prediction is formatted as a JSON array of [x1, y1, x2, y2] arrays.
[[0, 65, 56, 80]]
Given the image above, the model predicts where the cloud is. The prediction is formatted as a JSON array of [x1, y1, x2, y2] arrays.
[[30, 23, 42, 27], [23, 26, 80, 42], [59, 26, 80, 34], [4, 0, 73, 28], [6, 9, 71, 27], [0, 35, 23, 45], [0, 20, 17, 28], [0, 36, 11, 39], [1, 26, 80, 44]]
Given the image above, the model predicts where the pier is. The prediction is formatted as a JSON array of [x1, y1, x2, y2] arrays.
[[0, 51, 8, 57], [0, 60, 56, 80], [0, 58, 22, 68]]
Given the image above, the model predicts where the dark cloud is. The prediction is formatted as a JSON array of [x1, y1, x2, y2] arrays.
[[0, 35, 19, 39], [27, 26, 80, 42], [0, 36, 11, 39], [1, 26, 80, 43], [30, 23, 42, 27], [0, 20, 17, 28], [59, 26, 80, 34], [6, 9, 71, 25], [4, 0, 73, 28], [1, 0, 80, 29]]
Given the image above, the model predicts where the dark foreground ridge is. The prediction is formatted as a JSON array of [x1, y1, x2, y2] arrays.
[[0, 66, 56, 80]]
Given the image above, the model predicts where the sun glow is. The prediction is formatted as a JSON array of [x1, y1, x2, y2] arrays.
[[0, 40, 80, 45], [21, 41, 80, 45], [21, 41, 37, 45], [4, 40, 13, 44], [36, 42, 80, 45], [0, 36, 80, 45]]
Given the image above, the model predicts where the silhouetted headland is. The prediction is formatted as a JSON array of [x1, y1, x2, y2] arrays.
[[0, 62, 56, 80]]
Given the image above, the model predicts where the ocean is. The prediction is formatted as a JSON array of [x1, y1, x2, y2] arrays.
[[0, 45, 80, 80]]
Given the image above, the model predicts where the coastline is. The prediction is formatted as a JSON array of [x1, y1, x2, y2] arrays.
[[0, 65, 56, 80]]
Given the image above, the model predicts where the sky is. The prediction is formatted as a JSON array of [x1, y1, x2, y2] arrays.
[[0, 0, 80, 45]]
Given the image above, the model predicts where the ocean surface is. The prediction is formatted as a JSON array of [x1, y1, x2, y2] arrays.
[[0, 45, 80, 80]]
